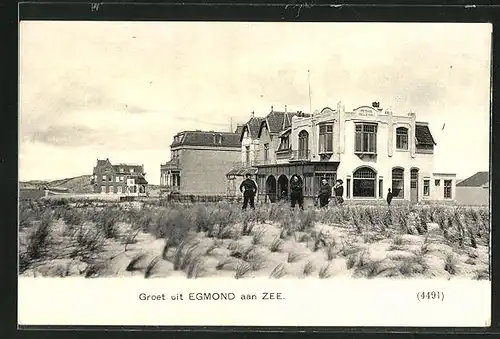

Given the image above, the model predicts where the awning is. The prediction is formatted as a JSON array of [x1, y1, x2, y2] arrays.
[[226, 167, 258, 178]]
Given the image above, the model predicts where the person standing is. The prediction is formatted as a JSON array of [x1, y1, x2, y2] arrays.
[[317, 178, 332, 208], [240, 173, 257, 210], [333, 179, 344, 205], [386, 188, 394, 206], [290, 175, 304, 210]]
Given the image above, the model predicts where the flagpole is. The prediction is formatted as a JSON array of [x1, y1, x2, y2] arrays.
[[308, 70, 312, 113]]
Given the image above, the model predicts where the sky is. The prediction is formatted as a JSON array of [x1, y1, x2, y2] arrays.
[[19, 22, 491, 184]]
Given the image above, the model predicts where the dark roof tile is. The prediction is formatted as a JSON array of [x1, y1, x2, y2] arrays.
[[172, 131, 240, 148], [456, 171, 489, 187], [415, 124, 436, 146]]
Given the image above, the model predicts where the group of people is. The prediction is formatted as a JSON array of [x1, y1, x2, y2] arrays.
[[239, 173, 345, 210]]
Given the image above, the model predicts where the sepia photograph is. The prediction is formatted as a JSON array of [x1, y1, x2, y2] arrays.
[[18, 20, 491, 327]]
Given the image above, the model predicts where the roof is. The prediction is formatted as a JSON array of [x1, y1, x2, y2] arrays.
[[234, 124, 244, 135], [240, 116, 264, 141], [112, 164, 144, 173], [415, 124, 437, 146], [171, 131, 241, 148], [456, 171, 489, 187], [226, 166, 258, 177], [258, 110, 311, 137], [130, 175, 148, 185]]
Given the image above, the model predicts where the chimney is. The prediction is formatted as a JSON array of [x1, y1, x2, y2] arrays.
[[372, 101, 380, 108], [285, 105, 287, 113], [271, 105, 273, 112], [251, 111, 255, 118]]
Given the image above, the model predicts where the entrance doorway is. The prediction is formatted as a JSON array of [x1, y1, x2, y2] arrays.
[[277, 175, 289, 200], [410, 168, 419, 204], [266, 175, 277, 203]]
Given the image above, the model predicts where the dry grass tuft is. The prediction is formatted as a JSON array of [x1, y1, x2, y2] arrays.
[[269, 237, 284, 252], [144, 256, 161, 278], [234, 261, 252, 279], [303, 261, 314, 276], [287, 251, 302, 263], [269, 263, 286, 279], [318, 264, 332, 279]]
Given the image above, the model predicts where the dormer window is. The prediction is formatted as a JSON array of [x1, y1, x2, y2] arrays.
[[214, 134, 223, 144], [130, 168, 134, 173], [396, 127, 409, 150], [355, 123, 377, 154], [318, 123, 333, 153]]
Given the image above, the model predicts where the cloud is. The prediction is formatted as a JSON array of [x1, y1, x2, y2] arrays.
[[25, 124, 103, 147]]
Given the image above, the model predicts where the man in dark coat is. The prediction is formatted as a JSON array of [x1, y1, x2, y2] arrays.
[[386, 188, 394, 206], [240, 173, 257, 210], [290, 175, 304, 210], [317, 178, 332, 208], [333, 179, 344, 205]]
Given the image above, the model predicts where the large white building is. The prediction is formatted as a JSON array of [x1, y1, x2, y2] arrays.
[[228, 101, 457, 204]]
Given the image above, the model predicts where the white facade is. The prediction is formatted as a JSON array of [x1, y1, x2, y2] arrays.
[[287, 102, 456, 203], [241, 129, 260, 166]]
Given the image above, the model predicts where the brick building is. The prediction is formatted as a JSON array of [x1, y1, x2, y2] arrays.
[[229, 102, 457, 204], [91, 158, 148, 196], [160, 130, 241, 195]]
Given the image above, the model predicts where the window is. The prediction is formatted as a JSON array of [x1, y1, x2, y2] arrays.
[[378, 179, 383, 198], [396, 127, 409, 150], [298, 130, 309, 158], [264, 143, 269, 161], [120, 176, 124, 182], [424, 179, 430, 196], [278, 136, 290, 151], [130, 168, 134, 173], [108, 176, 112, 182], [214, 134, 223, 144], [102, 175, 106, 181], [391, 168, 404, 199], [355, 123, 377, 153], [435, 179, 440, 186], [346, 179, 351, 198], [319, 123, 333, 153], [444, 180, 452, 199], [353, 167, 376, 198], [245, 146, 250, 165], [117, 186, 122, 194], [101, 186, 106, 193], [120, 168, 124, 172], [115, 176, 119, 183]]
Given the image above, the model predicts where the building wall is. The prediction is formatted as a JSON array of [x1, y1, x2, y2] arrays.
[[280, 103, 454, 203], [241, 130, 259, 165], [456, 186, 489, 206], [257, 125, 279, 164], [180, 147, 241, 195]]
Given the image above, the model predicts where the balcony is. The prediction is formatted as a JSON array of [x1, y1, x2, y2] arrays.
[[290, 149, 311, 162], [276, 148, 292, 160], [161, 158, 180, 171]]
